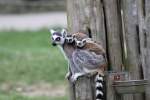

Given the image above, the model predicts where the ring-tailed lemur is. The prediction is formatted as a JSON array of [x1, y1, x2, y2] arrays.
[[50, 29, 107, 100], [50, 29, 75, 79], [50, 29, 87, 81], [72, 32, 107, 100]]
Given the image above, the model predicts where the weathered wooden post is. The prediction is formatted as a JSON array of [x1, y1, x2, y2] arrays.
[[67, 0, 123, 100], [67, 0, 106, 100], [66, 0, 150, 100], [120, 0, 144, 99], [144, 0, 150, 100]]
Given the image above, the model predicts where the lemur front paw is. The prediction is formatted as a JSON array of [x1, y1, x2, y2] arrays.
[[70, 73, 85, 83], [65, 72, 71, 80]]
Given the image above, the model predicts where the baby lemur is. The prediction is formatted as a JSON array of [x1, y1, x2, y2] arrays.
[[72, 32, 107, 72], [72, 32, 107, 100]]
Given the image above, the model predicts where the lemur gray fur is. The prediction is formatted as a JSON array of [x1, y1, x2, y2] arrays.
[[72, 32, 107, 100]]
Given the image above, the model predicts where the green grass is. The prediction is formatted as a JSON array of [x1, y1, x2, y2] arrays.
[[0, 29, 67, 84], [0, 29, 68, 99], [0, 91, 67, 100]]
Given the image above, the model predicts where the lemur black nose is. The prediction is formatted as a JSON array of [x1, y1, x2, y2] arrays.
[[52, 42, 57, 46]]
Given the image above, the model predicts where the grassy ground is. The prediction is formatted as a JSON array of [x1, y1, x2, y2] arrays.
[[0, 29, 68, 100], [0, 91, 67, 100]]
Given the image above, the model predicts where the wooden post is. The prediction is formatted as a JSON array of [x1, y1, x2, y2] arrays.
[[103, 0, 123, 71], [121, 0, 144, 99], [66, 0, 150, 100], [67, 0, 106, 100], [121, 0, 141, 79], [145, 0, 150, 100], [75, 75, 96, 100]]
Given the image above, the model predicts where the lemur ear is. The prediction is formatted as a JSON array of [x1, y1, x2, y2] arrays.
[[50, 29, 56, 35], [61, 29, 67, 37]]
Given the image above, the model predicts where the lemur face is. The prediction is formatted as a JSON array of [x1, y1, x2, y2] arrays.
[[74, 38, 87, 47], [50, 29, 66, 46], [66, 34, 74, 43], [73, 32, 89, 48]]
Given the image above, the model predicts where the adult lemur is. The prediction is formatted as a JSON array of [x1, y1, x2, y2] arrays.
[[50, 29, 75, 80], [50, 29, 107, 100], [72, 32, 107, 100], [50, 29, 87, 81]]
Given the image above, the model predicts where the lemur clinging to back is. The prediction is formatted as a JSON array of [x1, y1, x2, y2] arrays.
[[72, 32, 107, 74], [72, 32, 107, 100]]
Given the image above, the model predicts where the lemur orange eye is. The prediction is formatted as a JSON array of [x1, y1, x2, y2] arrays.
[[56, 37, 61, 41]]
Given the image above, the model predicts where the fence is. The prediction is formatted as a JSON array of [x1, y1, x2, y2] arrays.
[[66, 0, 150, 100]]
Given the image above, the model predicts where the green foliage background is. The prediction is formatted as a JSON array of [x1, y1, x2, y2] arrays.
[[0, 29, 67, 100]]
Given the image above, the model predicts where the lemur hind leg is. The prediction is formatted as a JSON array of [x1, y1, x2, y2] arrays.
[[65, 72, 71, 79]]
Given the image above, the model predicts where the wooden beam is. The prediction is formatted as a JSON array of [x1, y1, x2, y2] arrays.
[[145, 0, 150, 100], [103, 0, 123, 71], [113, 80, 148, 94], [121, 0, 144, 100], [67, 0, 106, 100]]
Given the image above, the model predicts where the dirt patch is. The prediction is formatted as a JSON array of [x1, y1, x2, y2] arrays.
[[1, 82, 67, 97]]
